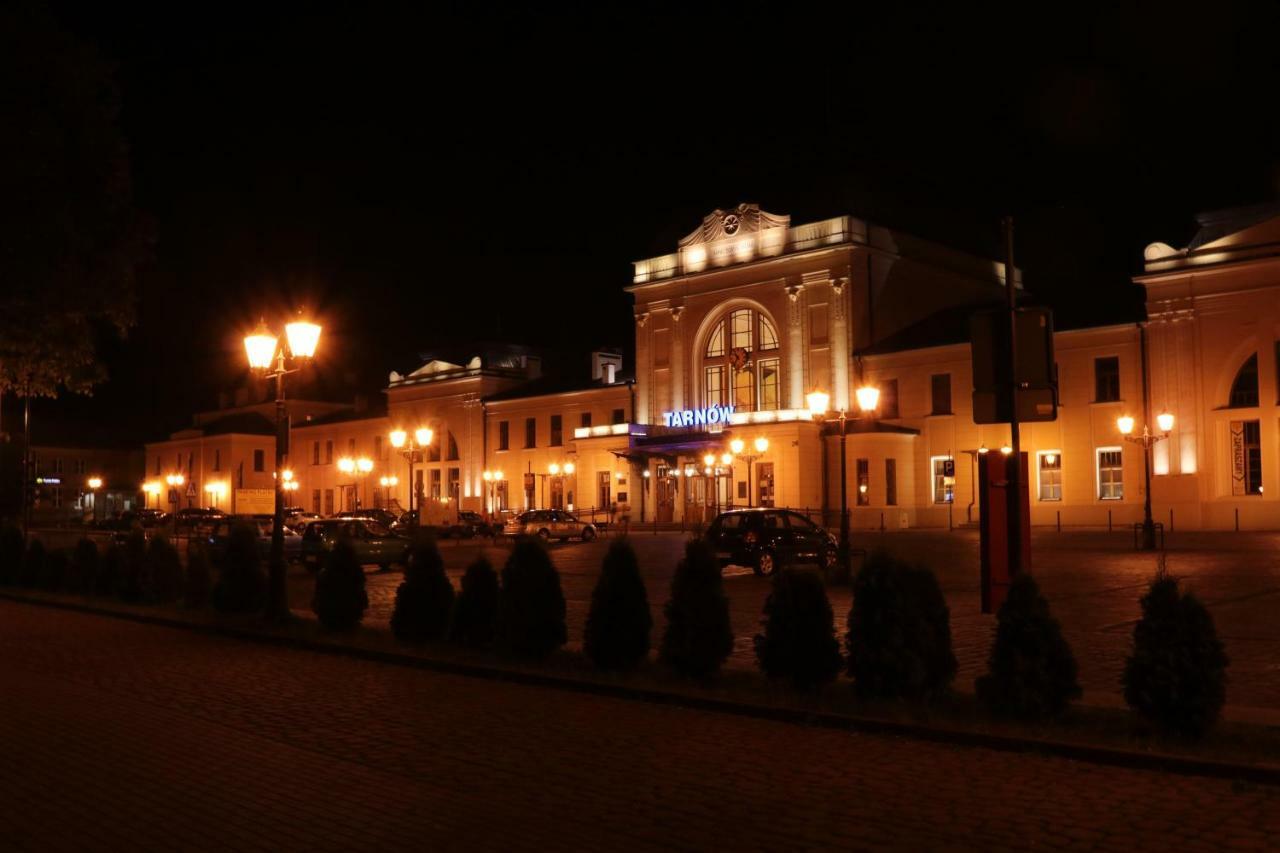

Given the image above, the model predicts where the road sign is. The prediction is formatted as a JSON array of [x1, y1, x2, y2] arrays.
[[941, 459, 955, 478], [186, 481, 197, 498], [971, 306, 1058, 424]]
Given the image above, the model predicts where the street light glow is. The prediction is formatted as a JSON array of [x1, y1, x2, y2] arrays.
[[338, 457, 355, 473], [753, 436, 768, 454], [703, 453, 716, 467], [564, 462, 575, 475], [730, 438, 745, 455], [549, 462, 560, 475], [284, 319, 321, 359], [1157, 411, 1175, 432], [805, 389, 830, 417], [87, 477, 103, 490], [855, 384, 880, 414], [389, 429, 407, 448], [415, 427, 433, 447], [1117, 415, 1135, 435], [720, 452, 733, 466], [243, 323, 278, 369], [357, 457, 373, 474]]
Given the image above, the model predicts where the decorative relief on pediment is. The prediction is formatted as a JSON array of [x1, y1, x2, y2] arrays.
[[678, 204, 790, 248]]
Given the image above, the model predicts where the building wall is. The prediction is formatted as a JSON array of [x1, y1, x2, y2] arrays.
[[143, 434, 276, 514]]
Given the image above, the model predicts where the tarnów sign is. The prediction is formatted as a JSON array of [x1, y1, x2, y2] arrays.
[[662, 405, 735, 428]]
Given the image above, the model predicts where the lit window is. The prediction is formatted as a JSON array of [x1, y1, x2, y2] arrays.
[[856, 458, 870, 506], [702, 307, 781, 412], [733, 369, 754, 411], [1038, 451, 1063, 501], [931, 457, 954, 504], [1097, 448, 1123, 500], [704, 365, 724, 408], [758, 358, 780, 411], [705, 324, 725, 358]]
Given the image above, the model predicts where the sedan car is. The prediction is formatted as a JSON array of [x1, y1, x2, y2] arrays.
[[284, 510, 323, 532], [332, 508, 400, 528], [206, 517, 302, 564], [173, 507, 227, 535], [300, 518, 409, 572], [502, 509, 597, 542], [704, 508, 837, 577]]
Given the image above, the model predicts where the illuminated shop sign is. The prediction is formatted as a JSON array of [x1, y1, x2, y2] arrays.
[[34, 477, 62, 485], [662, 405, 735, 428]]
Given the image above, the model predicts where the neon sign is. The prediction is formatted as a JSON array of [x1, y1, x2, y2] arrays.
[[662, 405, 735, 428]]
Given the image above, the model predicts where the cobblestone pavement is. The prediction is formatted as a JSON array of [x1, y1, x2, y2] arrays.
[[4, 601, 1278, 852], [288, 529, 1280, 711]]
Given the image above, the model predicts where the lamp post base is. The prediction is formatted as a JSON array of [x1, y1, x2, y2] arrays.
[[1140, 518, 1157, 551]]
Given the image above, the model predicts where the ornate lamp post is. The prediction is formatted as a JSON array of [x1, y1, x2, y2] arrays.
[[244, 316, 321, 622], [165, 473, 185, 516], [87, 476, 103, 522], [807, 384, 880, 577], [1118, 411, 1174, 551], [378, 475, 399, 509], [337, 457, 374, 509], [728, 436, 769, 507], [389, 427, 432, 527]]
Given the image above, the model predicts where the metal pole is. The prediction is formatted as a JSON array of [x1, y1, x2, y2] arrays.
[[1142, 435, 1156, 550], [746, 455, 754, 508], [268, 360, 288, 622], [839, 412, 849, 576], [22, 396, 31, 541], [1004, 216, 1023, 576]]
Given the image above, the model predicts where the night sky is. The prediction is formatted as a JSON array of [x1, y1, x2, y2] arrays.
[[27, 1, 1280, 445]]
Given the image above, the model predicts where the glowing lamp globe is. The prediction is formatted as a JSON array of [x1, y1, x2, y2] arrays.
[[720, 453, 733, 466], [389, 429, 407, 449], [1157, 411, 1175, 433], [482, 470, 492, 482], [703, 453, 716, 467], [357, 457, 373, 474], [415, 427, 433, 447], [855, 385, 880, 414], [284, 319, 321, 359], [1116, 415, 1135, 436], [549, 463, 560, 476], [753, 436, 769, 454], [493, 470, 503, 481], [244, 324, 278, 370], [805, 389, 830, 417], [338, 457, 355, 474], [1000, 444, 1013, 456], [564, 462, 575, 475], [729, 438, 745, 455], [87, 477, 103, 490]]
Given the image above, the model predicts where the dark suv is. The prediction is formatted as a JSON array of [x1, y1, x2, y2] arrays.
[[704, 508, 837, 576]]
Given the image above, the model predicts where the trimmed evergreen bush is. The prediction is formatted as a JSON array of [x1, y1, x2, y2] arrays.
[[659, 539, 733, 679], [117, 527, 148, 601], [38, 548, 69, 591], [976, 572, 1081, 719], [845, 551, 956, 700], [20, 538, 46, 587], [497, 537, 567, 659], [145, 535, 184, 603], [312, 539, 368, 631], [213, 522, 266, 613], [69, 537, 100, 594], [755, 569, 842, 691], [0, 524, 24, 585], [96, 544, 124, 596], [1123, 573, 1228, 738], [391, 534, 455, 643], [449, 556, 500, 648], [584, 538, 652, 672], [184, 542, 213, 609]]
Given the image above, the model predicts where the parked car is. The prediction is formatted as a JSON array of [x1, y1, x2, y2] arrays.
[[131, 508, 169, 528], [299, 519, 409, 572], [284, 510, 323, 531], [451, 510, 501, 538], [704, 508, 838, 577], [332, 508, 400, 528], [502, 509, 597, 542], [173, 507, 227, 535], [206, 517, 302, 564]]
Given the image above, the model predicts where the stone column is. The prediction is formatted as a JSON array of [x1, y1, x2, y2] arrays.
[[634, 311, 650, 425], [831, 276, 851, 412], [786, 281, 805, 409], [670, 306, 685, 413]]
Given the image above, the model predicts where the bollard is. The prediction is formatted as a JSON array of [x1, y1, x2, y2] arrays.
[[1107, 509, 1112, 532], [1235, 507, 1240, 532], [1169, 508, 1174, 533], [1056, 510, 1061, 533]]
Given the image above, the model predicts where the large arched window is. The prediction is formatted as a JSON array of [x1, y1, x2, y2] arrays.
[[702, 307, 781, 412], [1229, 353, 1259, 408]]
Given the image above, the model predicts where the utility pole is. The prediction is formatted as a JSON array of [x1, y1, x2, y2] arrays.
[[1004, 216, 1023, 576]]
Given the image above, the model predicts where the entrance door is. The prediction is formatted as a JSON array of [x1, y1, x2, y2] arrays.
[[656, 467, 675, 522], [597, 472, 611, 513], [757, 462, 775, 507], [550, 477, 565, 509]]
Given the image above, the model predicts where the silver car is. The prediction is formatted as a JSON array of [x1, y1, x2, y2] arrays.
[[503, 509, 597, 542]]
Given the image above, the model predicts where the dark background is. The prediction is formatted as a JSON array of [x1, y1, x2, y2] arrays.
[[20, 1, 1280, 445]]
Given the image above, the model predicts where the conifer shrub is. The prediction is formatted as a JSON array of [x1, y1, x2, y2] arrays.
[[584, 538, 652, 672], [184, 542, 213, 609], [20, 537, 46, 587], [497, 537, 567, 659], [391, 534, 455, 643], [976, 572, 1081, 719], [449, 556, 499, 648], [755, 569, 842, 691], [1123, 573, 1228, 738], [69, 537, 100, 594], [145, 535, 184, 603], [38, 548, 69, 591], [0, 524, 24, 585], [659, 539, 733, 679], [96, 544, 124, 596], [213, 522, 266, 613], [116, 527, 148, 601], [845, 551, 956, 700], [312, 539, 368, 631]]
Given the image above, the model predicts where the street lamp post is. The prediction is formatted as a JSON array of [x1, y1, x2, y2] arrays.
[[337, 457, 374, 509], [808, 384, 881, 578], [1118, 411, 1174, 551], [165, 473, 185, 517], [378, 475, 399, 509], [244, 316, 321, 622], [389, 427, 432, 528], [728, 436, 769, 507], [87, 476, 103, 523]]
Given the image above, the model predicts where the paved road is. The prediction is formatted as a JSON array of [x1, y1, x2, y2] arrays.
[[2, 600, 1276, 851], [288, 529, 1280, 712]]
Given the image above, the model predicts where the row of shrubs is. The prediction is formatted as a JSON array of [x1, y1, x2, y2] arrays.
[[0, 523, 1228, 738]]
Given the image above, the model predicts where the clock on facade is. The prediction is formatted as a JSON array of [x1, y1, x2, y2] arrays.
[[722, 213, 740, 235]]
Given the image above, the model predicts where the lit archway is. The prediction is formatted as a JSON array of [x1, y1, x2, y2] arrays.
[[698, 305, 781, 412]]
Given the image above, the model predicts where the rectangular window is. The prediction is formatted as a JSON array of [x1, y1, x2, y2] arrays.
[[885, 459, 897, 506], [1245, 420, 1263, 495], [734, 368, 755, 411], [448, 468, 460, 503], [312, 441, 320, 465], [930, 373, 952, 415], [213, 449, 221, 472], [498, 421, 509, 451], [374, 436, 383, 460], [312, 489, 321, 514], [758, 358, 780, 411], [730, 309, 752, 350], [932, 457, 954, 504], [430, 469, 442, 500], [705, 365, 725, 408], [856, 458, 869, 506], [325, 441, 333, 464], [653, 328, 670, 367], [525, 417, 537, 449], [879, 379, 899, 418], [1038, 451, 1063, 501], [612, 408, 625, 425], [809, 303, 829, 345], [428, 439, 441, 462], [253, 449, 265, 472], [580, 412, 592, 429], [1095, 357, 1121, 403], [324, 489, 334, 515], [1097, 448, 1123, 500], [550, 415, 563, 447]]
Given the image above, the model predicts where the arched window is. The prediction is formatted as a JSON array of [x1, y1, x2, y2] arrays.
[[702, 307, 781, 412], [447, 431, 459, 461], [1229, 354, 1259, 408]]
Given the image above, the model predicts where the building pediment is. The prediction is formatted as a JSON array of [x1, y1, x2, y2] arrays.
[[678, 204, 790, 249]]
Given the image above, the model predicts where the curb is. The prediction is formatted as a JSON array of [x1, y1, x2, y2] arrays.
[[4, 590, 1279, 787]]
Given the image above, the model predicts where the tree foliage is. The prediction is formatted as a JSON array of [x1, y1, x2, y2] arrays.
[[391, 534, 455, 643], [754, 569, 842, 691], [659, 539, 734, 679], [584, 539, 652, 672]]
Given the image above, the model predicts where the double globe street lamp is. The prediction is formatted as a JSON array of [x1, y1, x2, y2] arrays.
[[389, 427, 432, 528], [807, 383, 881, 577], [338, 456, 374, 509], [1118, 410, 1174, 551], [728, 436, 769, 507], [244, 316, 321, 622]]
